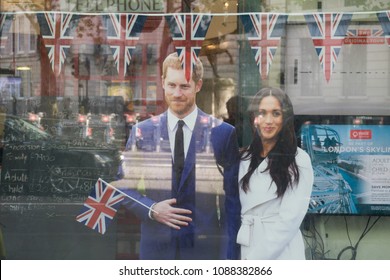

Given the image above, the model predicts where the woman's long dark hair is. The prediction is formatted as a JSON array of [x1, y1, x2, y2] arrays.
[[240, 87, 299, 197]]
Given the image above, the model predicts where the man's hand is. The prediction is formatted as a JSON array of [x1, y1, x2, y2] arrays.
[[151, 198, 192, 230]]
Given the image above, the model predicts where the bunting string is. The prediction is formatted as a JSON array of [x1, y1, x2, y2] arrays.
[[1, 10, 389, 82]]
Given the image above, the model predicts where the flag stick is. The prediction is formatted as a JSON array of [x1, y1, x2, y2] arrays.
[[99, 178, 159, 214]]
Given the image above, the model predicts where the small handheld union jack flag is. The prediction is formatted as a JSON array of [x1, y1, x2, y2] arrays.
[[304, 13, 352, 82], [377, 11, 390, 47], [76, 178, 126, 235], [240, 13, 288, 80], [165, 14, 212, 82]]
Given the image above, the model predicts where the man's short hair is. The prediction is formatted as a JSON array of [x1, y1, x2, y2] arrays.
[[162, 52, 203, 83]]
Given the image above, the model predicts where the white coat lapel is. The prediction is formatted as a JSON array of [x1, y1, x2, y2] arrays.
[[240, 159, 278, 214]]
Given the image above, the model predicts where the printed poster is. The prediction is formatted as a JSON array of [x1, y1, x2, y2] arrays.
[[300, 124, 390, 215]]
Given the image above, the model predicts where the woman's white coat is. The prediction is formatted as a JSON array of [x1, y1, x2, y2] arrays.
[[237, 148, 314, 259]]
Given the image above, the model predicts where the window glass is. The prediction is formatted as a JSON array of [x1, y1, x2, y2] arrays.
[[0, 0, 389, 260]]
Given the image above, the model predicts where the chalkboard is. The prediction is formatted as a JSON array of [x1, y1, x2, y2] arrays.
[[0, 110, 124, 257], [1, 141, 120, 198], [0, 114, 124, 259], [0, 112, 122, 198]]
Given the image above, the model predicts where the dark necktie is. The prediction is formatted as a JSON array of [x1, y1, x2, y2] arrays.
[[174, 120, 185, 184]]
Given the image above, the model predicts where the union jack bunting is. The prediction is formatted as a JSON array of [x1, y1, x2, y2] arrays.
[[102, 14, 146, 80], [304, 13, 352, 82], [76, 178, 125, 234], [240, 13, 288, 80], [377, 11, 390, 47], [37, 13, 80, 77], [165, 14, 212, 82]]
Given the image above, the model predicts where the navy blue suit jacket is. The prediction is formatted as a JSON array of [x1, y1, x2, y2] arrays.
[[122, 109, 241, 259]]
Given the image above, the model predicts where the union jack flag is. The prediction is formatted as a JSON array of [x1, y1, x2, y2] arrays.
[[240, 13, 288, 80], [37, 12, 79, 77], [165, 14, 212, 82], [377, 11, 390, 47], [76, 178, 125, 235], [102, 14, 146, 80], [304, 13, 352, 82]]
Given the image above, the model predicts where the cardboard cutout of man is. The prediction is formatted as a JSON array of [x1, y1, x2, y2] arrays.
[[121, 53, 241, 260]]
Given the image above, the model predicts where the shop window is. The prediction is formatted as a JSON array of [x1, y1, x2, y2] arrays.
[[1, 1, 390, 261]]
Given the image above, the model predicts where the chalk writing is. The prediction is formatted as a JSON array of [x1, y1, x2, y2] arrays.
[[3, 170, 29, 183]]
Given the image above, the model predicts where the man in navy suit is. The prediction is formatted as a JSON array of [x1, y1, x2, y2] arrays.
[[122, 52, 240, 260]]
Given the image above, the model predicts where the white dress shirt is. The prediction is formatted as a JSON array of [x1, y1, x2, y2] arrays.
[[167, 107, 198, 160]]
